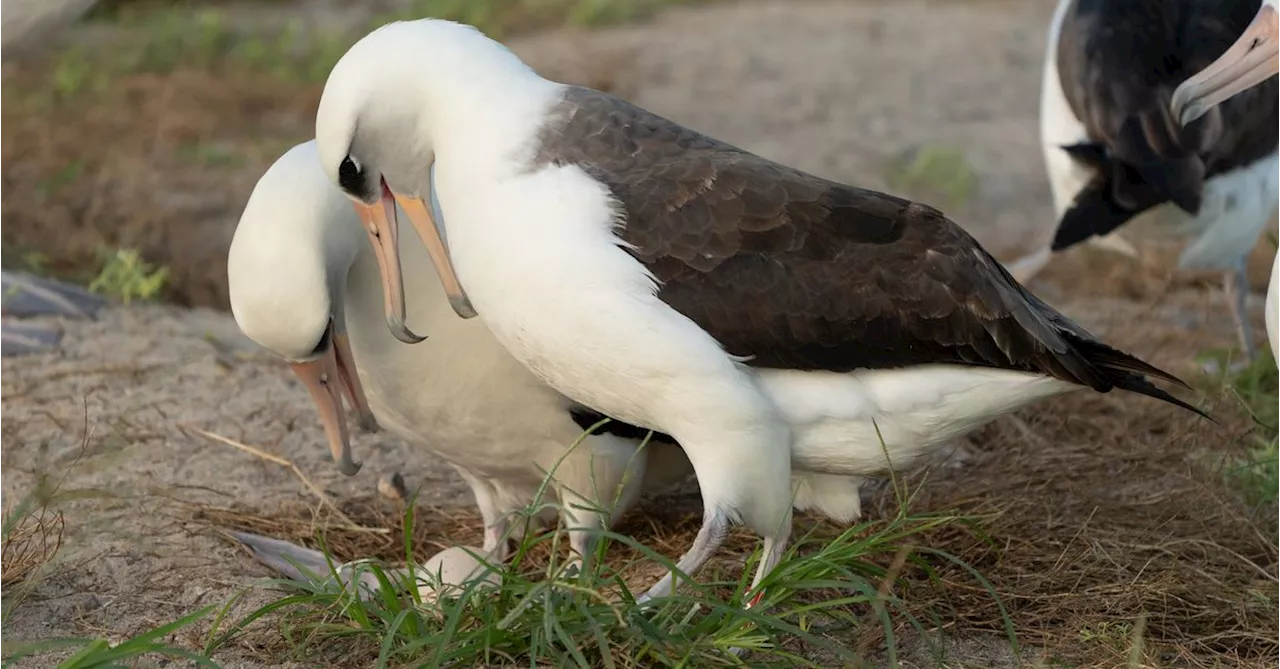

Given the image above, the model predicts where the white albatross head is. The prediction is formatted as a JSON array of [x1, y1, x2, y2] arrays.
[[227, 140, 379, 476], [313, 19, 541, 341], [1166, 0, 1279, 362]]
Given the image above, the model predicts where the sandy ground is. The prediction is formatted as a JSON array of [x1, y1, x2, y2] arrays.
[[2, 0, 1277, 667]]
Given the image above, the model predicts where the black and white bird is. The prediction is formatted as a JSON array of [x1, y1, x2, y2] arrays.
[[310, 19, 1206, 606], [1168, 0, 1279, 361], [1008, 0, 1278, 361]]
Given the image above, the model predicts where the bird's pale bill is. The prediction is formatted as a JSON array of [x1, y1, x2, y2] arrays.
[[333, 330, 380, 434], [349, 181, 477, 345], [290, 324, 373, 476], [1171, 1, 1279, 126], [351, 183, 423, 344]]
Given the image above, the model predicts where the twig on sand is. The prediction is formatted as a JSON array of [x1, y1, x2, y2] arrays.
[[182, 425, 387, 535]]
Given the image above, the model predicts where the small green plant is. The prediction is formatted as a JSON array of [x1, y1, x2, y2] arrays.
[[1197, 348, 1279, 508], [50, 48, 97, 99], [884, 145, 979, 209], [178, 141, 245, 167], [87, 247, 169, 304], [1, 605, 219, 668]]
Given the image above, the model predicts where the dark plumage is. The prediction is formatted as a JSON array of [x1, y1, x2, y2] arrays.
[[568, 407, 678, 444], [530, 86, 1206, 418], [1052, 0, 1278, 250]]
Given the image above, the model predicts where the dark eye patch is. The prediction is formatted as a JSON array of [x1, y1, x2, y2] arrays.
[[338, 156, 363, 195]]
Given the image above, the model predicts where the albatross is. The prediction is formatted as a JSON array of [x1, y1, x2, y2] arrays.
[[227, 140, 696, 563], [1168, 0, 1280, 361], [1009, 0, 1278, 361], [311, 19, 1207, 605]]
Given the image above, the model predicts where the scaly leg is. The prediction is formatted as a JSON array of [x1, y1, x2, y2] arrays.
[[635, 508, 731, 603], [745, 531, 791, 608], [1224, 263, 1257, 362], [558, 487, 609, 577]]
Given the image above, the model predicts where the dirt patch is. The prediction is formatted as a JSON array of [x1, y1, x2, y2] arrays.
[[2, 0, 1277, 667]]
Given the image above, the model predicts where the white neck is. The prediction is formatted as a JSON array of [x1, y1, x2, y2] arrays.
[[392, 29, 563, 177]]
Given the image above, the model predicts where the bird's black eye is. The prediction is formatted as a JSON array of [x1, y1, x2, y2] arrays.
[[338, 155, 363, 195]]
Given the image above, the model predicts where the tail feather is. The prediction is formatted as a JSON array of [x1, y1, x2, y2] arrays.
[[1108, 371, 1213, 422], [1051, 176, 1148, 251], [1064, 334, 1212, 421], [1067, 336, 1191, 389], [1018, 288, 1209, 420]]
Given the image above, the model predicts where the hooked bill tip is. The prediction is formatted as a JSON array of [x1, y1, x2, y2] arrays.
[[386, 317, 427, 344], [449, 296, 479, 320], [1177, 103, 1207, 128], [1170, 84, 1208, 127], [336, 457, 363, 477]]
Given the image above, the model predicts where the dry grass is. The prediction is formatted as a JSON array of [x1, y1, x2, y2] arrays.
[[181, 369, 1278, 668], [1, 503, 66, 587], [897, 400, 1278, 667]]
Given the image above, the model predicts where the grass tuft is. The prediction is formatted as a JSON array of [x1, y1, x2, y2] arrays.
[[1196, 348, 1279, 508], [0, 428, 220, 667], [207, 498, 998, 667], [1, 494, 66, 590]]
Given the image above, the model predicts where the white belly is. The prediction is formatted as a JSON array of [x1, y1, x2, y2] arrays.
[[1267, 252, 1279, 361], [1040, 0, 1091, 217], [757, 366, 1075, 476]]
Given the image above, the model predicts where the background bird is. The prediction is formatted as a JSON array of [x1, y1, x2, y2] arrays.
[[1008, 0, 1278, 362]]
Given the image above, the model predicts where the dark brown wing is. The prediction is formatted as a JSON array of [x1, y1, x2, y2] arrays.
[[529, 86, 1201, 413]]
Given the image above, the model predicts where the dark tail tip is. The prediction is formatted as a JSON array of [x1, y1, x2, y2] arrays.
[[1051, 178, 1142, 252], [1112, 373, 1215, 423], [1065, 335, 1211, 420]]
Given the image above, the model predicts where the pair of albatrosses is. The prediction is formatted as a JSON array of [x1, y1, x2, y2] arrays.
[[229, 143, 887, 568], [232, 18, 1208, 610]]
